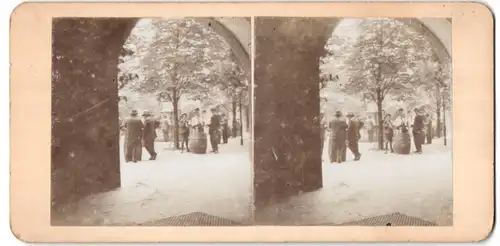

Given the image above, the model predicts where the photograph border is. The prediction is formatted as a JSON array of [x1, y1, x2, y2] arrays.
[[10, 1, 494, 242]]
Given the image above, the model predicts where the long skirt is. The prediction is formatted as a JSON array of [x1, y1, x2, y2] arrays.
[[329, 136, 346, 163]]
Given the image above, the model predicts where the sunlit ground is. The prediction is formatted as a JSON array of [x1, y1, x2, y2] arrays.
[[255, 137, 453, 225], [52, 136, 252, 226]]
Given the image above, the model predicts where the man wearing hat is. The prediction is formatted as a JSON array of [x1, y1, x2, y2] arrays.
[[208, 108, 221, 153], [122, 109, 144, 163], [412, 108, 425, 154], [142, 110, 158, 160], [328, 111, 348, 163], [346, 112, 362, 161]]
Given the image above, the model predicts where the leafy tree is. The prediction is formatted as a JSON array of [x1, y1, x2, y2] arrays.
[[117, 21, 152, 91], [214, 56, 248, 135], [127, 18, 232, 148], [416, 53, 451, 138], [335, 18, 433, 149]]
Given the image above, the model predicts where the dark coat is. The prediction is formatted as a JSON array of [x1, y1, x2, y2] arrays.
[[122, 116, 144, 162], [329, 118, 348, 141], [413, 115, 425, 133], [328, 118, 348, 163], [123, 116, 143, 141], [209, 114, 221, 132], [143, 118, 157, 140], [347, 119, 362, 142]]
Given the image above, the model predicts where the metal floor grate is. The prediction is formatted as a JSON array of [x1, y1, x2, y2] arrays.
[[115, 212, 434, 227], [338, 212, 436, 226], [136, 212, 242, 226]]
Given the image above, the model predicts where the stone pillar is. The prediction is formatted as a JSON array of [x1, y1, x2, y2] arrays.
[[253, 18, 330, 213], [51, 18, 136, 209]]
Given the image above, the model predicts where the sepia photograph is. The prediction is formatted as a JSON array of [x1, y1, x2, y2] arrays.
[[254, 17, 453, 226], [10, 1, 493, 242], [50, 17, 252, 226]]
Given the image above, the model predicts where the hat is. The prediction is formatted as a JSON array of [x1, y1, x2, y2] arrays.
[[346, 112, 355, 117], [335, 111, 342, 117], [142, 110, 151, 116], [130, 110, 138, 116]]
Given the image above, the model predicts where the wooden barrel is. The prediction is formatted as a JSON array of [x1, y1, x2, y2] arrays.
[[393, 131, 411, 155], [189, 131, 208, 154]]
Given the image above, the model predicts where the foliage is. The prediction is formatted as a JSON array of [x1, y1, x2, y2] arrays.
[[338, 18, 434, 104], [130, 18, 229, 103], [415, 53, 452, 112], [116, 18, 246, 148], [322, 18, 437, 149]]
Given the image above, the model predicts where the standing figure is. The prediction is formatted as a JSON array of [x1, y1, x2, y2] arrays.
[[122, 109, 143, 163], [142, 111, 158, 160], [366, 116, 375, 142], [160, 115, 170, 142], [208, 108, 221, 153], [412, 108, 425, 154], [179, 113, 190, 153], [190, 108, 203, 133], [328, 111, 348, 163], [383, 114, 395, 153], [346, 112, 362, 161], [425, 113, 433, 144], [221, 113, 230, 144]]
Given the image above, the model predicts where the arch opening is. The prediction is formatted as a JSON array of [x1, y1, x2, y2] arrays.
[[253, 17, 452, 225], [51, 17, 252, 226]]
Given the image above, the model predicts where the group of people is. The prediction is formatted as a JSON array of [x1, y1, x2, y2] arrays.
[[177, 107, 232, 154], [325, 111, 364, 163], [120, 107, 235, 163], [381, 107, 429, 154], [323, 107, 431, 164], [120, 110, 159, 163]]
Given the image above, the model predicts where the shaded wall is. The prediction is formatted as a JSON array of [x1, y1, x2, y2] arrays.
[[253, 18, 331, 216], [51, 18, 136, 208]]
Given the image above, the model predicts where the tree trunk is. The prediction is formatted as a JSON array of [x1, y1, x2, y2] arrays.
[[245, 104, 250, 132], [435, 86, 442, 138], [232, 98, 237, 137], [172, 89, 180, 149], [376, 89, 384, 150]]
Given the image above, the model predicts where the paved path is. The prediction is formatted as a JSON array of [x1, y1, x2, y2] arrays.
[[53, 137, 253, 226], [53, 135, 452, 226], [255, 138, 453, 225]]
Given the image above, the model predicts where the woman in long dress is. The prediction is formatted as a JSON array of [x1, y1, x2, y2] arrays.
[[328, 111, 348, 163]]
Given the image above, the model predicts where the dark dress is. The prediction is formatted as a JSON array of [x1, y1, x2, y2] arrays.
[[328, 118, 348, 163]]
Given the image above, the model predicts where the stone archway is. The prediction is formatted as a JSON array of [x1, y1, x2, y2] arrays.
[[51, 17, 251, 208], [253, 17, 451, 207]]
